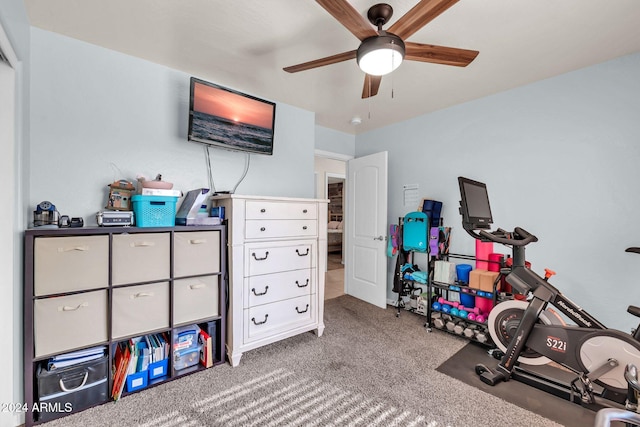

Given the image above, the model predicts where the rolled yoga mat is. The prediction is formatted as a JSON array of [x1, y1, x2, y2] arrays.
[[475, 240, 493, 270]]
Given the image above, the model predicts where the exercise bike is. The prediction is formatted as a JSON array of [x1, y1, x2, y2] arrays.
[[458, 176, 640, 408]]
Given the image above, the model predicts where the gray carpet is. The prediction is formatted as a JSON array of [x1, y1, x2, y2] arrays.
[[43, 295, 561, 427]]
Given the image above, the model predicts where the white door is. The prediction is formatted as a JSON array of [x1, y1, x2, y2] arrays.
[[345, 151, 388, 308]]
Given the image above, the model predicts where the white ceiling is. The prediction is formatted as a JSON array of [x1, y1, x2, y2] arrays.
[[24, 0, 640, 135]]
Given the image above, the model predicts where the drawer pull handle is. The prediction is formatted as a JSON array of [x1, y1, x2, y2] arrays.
[[252, 286, 269, 296], [189, 239, 207, 245], [252, 251, 269, 261], [58, 245, 89, 252], [59, 302, 89, 312], [260, 227, 266, 232], [303, 209, 308, 214], [296, 248, 309, 256], [260, 208, 266, 213], [302, 226, 308, 230], [251, 314, 268, 325], [296, 279, 309, 288], [130, 241, 155, 248], [59, 371, 88, 392], [296, 304, 310, 314], [189, 283, 206, 290], [131, 292, 154, 299]]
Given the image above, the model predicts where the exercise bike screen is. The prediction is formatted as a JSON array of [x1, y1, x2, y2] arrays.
[[459, 177, 493, 228]]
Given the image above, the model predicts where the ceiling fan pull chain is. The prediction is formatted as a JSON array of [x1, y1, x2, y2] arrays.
[[391, 57, 395, 99]]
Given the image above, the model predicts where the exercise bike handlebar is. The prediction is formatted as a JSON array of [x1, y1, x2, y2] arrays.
[[477, 226, 538, 247]]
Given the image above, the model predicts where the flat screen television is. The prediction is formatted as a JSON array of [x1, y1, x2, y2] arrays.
[[188, 77, 276, 155], [458, 176, 493, 230]]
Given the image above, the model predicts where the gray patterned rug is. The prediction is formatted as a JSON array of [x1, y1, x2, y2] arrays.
[[43, 295, 560, 427]]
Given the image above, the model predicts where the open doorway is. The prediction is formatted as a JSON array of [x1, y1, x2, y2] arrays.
[[314, 153, 349, 300]]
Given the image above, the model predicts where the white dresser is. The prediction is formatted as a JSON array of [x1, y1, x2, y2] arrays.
[[211, 194, 328, 367]]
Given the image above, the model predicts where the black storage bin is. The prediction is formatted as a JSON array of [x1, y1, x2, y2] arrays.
[[35, 354, 109, 422]]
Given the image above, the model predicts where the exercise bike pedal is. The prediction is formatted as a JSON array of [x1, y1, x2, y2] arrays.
[[475, 364, 507, 386]]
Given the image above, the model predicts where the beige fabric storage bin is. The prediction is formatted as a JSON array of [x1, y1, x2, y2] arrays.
[[174, 231, 221, 277], [245, 269, 315, 308], [173, 275, 219, 325], [34, 290, 108, 357], [112, 233, 170, 285], [244, 294, 314, 342], [245, 220, 317, 240], [112, 282, 169, 338], [245, 201, 317, 220], [246, 244, 314, 276], [34, 236, 109, 296]]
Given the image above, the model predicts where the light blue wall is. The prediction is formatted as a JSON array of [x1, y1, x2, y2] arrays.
[[29, 28, 316, 223], [356, 52, 640, 332], [315, 125, 356, 157]]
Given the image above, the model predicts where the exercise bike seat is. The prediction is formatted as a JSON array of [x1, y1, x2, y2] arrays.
[[628, 305, 640, 318]]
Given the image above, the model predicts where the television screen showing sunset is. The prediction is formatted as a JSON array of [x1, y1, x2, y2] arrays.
[[189, 80, 275, 155]]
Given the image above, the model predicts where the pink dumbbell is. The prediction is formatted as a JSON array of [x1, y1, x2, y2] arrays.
[[458, 305, 482, 315], [438, 297, 460, 308], [468, 313, 487, 323]]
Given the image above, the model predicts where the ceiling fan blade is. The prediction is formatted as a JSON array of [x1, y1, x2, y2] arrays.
[[388, 0, 459, 40], [284, 50, 357, 73], [362, 74, 382, 98], [316, 0, 378, 41], [405, 42, 478, 67]]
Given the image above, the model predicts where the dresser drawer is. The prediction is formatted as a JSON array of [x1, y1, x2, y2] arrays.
[[244, 295, 314, 342], [112, 233, 170, 285], [246, 243, 315, 276], [112, 282, 169, 338], [34, 236, 109, 296], [34, 290, 108, 357], [174, 231, 221, 277], [246, 220, 317, 239], [246, 201, 317, 220], [245, 269, 315, 308], [173, 275, 219, 325]]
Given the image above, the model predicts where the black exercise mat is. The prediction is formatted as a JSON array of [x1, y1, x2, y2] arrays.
[[436, 341, 596, 427]]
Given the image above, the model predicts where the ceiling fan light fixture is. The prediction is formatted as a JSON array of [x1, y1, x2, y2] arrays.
[[356, 33, 405, 76]]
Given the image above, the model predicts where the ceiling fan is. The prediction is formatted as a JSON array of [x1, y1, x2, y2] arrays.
[[283, 0, 479, 98]]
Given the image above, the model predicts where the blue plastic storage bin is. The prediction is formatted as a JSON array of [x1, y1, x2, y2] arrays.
[[131, 195, 178, 227], [126, 370, 148, 393], [148, 359, 168, 380]]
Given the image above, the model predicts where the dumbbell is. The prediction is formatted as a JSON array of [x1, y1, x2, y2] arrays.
[[457, 309, 468, 319], [432, 301, 442, 311], [475, 330, 489, 343], [441, 304, 452, 314], [431, 312, 445, 329], [438, 297, 460, 308], [446, 319, 458, 332], [450, 307, 460, 317], [467, 313, 486, 323], [453, 322, 467, 335], [463, 325, 478, 338], [457, 305, 483, 315]]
